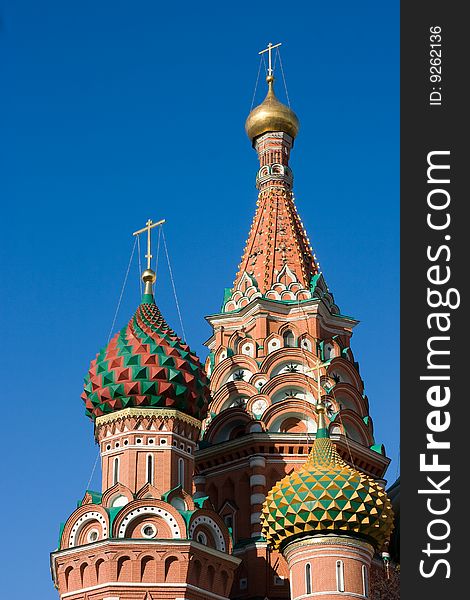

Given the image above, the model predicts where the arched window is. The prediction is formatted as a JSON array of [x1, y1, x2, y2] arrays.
[[362, 565, 369, 597], [117, 556, 131, 581], [221, 570, 229, 595], [178, 458, 184, 487], [324, 342, 335, 360], [305, 563, 312, 594], [64, 566, 73, 591], [224, 514, 233, 529], [146, 454, 153, 485], [79, 563, 88, 587], [95, 559, 105, 584], [141, 556, 155, 583], [283, 330, 295, 348], [336, 560, 345, 593], [196, 531, 207, 545], [192, 560, 202, 585], [165, 556, 178, 581], [207, 565, 215, 589], [112, 457, 120, 485]]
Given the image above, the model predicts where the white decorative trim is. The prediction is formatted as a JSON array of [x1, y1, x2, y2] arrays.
[[336, 559, 345, 593], [60, 582, 230, 600], [69, 511, 107, 548], [117, 506, 181, 539], [95, 408, 201, 429], [249, 456, 266, 468], [232, 539, 267, 555], [250, 493, 265, 505], [250, 512, 261, 524], [288, 550, 372, 568], [362, 564, 369, 597], [250, 474, 266, 487], [189, 516, 226, 552], [293, 593, 367, 600], [101, 432, 196, 456], [53, 538, 240, 562]]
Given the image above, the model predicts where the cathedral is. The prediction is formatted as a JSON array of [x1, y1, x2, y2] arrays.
[[51, 47, 400, 600]]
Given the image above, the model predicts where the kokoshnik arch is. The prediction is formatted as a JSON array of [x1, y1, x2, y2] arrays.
[[51, 43, 400, 600]]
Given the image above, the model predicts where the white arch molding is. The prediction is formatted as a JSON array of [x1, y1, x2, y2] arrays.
[[69, 511, 108, 547], [189, 516, 226, 552], [117, 506, 181, 539]]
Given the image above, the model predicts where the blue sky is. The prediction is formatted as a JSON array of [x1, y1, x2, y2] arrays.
[[0, 1, 398, 597]]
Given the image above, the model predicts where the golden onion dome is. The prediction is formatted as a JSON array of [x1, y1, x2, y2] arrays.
[[261, 427, 394, 551], [245, 75, 300, 145]]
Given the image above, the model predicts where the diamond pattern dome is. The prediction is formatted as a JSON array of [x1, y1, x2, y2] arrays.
[[82, 297, 210, 421], [261, 436, 394, 550]]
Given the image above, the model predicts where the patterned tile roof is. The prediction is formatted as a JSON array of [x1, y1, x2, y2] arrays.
[[261, 435, 394, 550], [82, 296, 210, 421]]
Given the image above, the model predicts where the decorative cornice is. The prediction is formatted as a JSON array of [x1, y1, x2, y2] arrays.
[[206, 296, 358, 330], [51, 537, 241, 564], [196, 432, 389, 475], [284, 534, 374, 555], [95, 407, 201, 429]]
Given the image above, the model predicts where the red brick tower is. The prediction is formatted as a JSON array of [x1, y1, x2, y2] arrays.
[[51, 257, 240, 600], [195, 52, 394, 599], [51, 47, 399, 600], [261, 403, 394, 600]]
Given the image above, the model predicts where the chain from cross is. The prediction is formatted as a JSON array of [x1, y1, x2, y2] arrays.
[[259, 42, 282, 77], [133, 219, 166, 270], [303, 360, 329, 414]]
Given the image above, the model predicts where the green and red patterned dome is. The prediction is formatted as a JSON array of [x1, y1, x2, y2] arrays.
[[82, 272, 210, 421]]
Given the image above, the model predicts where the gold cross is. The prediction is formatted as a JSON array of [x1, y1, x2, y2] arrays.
[[133, 219, 165, 270], [259, 42, 282, 77], [316, 361, 325, 410], [305, 360, 327, 412]]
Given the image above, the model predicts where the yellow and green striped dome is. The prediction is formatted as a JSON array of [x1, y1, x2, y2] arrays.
[[261, 432, 394, 551]]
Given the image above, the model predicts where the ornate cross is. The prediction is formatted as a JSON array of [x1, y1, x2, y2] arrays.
[[316, 361, 325, 409], [133, 219, 165, 269], [259, 42, 282, 77], [305, 360, 327, 410]]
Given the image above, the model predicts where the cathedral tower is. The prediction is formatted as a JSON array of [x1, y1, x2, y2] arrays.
[[51, 231, 240, 600], [261, 401, 393, 599], [196, 44, 393, 599], [51, 45, 398, 600]]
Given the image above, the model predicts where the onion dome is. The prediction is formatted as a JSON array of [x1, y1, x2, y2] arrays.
[[261, 409, 394, 551], [81, 269, 210, 421], [245, 75, 299, 145]]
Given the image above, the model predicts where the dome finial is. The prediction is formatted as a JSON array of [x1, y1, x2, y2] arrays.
[[245, 43, 299, 144], [141, 268, 156, 300], [258, 41, 282, 78], [133, 218, 165, 304]]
